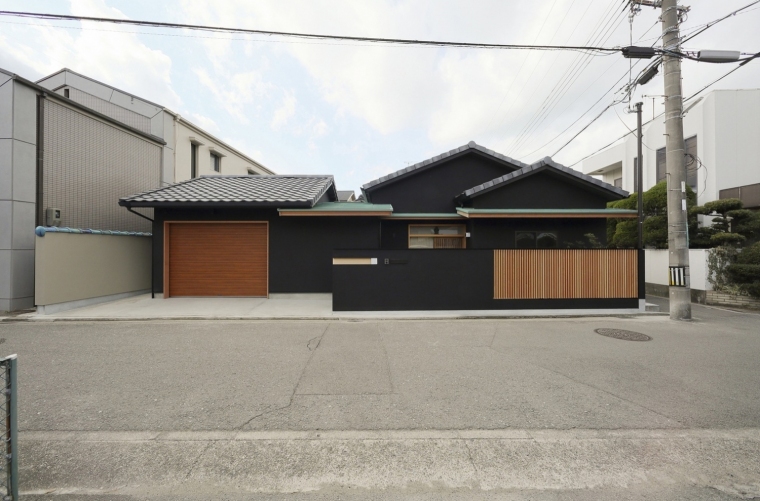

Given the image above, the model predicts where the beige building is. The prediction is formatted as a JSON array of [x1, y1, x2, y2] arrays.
[[36, 68, 274, 184], [2, 66, 272, 312]]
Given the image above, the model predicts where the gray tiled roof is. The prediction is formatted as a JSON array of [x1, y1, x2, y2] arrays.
[[459, 157, 628, 200], [362, 141, 529, 191], [119, 175, 335, 207]]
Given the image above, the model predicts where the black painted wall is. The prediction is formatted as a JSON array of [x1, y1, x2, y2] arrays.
[[469, 169, 616, 209], [379, 218, 606, 250], [469, 219, 607, 249], [152, 208, 380, 294], [367, 150, 520, 213], [332, 249, 639, 311]]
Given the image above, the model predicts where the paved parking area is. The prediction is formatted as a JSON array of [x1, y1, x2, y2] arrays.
[[21, 292, 652, 320], [3, 301, 759, 499]]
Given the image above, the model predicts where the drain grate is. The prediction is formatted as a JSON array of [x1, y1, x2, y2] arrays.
[[594, 328, 652, 342]]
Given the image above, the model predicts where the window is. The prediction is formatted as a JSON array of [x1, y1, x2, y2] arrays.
[[656, 147, 666, 182], [685, 135, 698, 193], [614, 177, 622, 188], [515, 231, 558, 249], [408, 225, 466, 249], [63, 88, 70, 98], [190, 143, 198, 178], [247, 168, 258, 175], [211, 152, 221, 173], [655, 136, 698, 190]]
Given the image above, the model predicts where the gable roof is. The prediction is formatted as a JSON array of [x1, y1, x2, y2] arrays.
[[362, 141, 529, 192], [119, 175, 336, 208], [457, 157, 628, 201]]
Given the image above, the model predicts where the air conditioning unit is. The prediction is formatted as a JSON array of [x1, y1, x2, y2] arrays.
[[45, 208, 62, 227]]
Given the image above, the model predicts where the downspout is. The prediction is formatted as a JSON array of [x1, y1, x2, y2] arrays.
[[126, 207, 156, 299], [173, 113, 180, 183]]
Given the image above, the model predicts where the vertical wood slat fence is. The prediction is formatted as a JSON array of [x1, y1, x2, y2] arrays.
[[494, 249, 638, 299]]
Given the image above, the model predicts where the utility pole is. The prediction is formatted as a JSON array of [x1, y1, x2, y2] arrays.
[[636, 102, 643, 251], [661, 0, 691, 320]]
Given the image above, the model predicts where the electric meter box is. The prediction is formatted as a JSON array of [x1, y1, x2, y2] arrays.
[[45, 208, 62, 227]]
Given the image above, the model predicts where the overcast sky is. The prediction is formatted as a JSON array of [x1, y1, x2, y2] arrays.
[[1, 0, 758, 192]]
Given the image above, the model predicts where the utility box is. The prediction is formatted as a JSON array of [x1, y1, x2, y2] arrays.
[[45, 208, 62, 227]]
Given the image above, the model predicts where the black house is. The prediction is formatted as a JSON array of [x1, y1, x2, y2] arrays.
[[120, 142, 640, 311]]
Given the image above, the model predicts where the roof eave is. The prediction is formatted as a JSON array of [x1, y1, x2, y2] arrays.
[[119, 200, 314, 209]]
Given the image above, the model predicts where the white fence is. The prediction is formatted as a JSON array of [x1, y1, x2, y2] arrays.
[[645, 249, 711, 291]]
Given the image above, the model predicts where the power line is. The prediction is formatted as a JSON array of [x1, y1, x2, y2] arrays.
[[681, 0, 760, 44], [0, 10, 623, 53], [507, 2, 630, 155], [531, 0, 760, 161], [516, 16, 666, 160], [565, 56, 758, 167], [488, 0, 564, 130]]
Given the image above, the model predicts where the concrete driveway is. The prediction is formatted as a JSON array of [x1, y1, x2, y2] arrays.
[[23, 292, 655, 320], [2, 301, 759, 499]]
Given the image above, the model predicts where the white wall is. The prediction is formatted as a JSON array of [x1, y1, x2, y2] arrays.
[[173, 119, 271, 181], [583, 89, 760, 205], [645, 249, 711, 291]]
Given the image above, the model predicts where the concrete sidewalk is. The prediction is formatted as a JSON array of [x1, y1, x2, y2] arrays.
[[19, 292, 657, 321], [7, 305, 758, 499]]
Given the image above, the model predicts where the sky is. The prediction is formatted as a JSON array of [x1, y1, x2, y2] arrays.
[[1, 0, 758, 193]]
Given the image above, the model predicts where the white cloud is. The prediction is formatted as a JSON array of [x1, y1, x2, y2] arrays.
[[311, 118, 328, 138], [193, 66, 271, 124], [271, 91, 297, 130], [0, 0, 181, 109], [184, 112, 219, 133]]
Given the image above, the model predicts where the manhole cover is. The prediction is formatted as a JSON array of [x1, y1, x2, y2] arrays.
[[594, 328, 652, 342]]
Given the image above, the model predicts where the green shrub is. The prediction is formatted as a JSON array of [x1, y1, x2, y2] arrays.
[[737, 242, 760, 265], [726, 264, 760, 284], [745, 282, 760, 298], [710, 232, 746, 246], [703, 198, 743, 215]]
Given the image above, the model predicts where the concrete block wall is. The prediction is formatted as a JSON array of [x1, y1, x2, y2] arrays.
[[706, 291, 760, 309], [0, 77, 37, 312]]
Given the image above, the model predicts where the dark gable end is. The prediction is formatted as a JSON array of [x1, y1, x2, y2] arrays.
[[363, 142, 527, 213], [458, 158, 628, 210]]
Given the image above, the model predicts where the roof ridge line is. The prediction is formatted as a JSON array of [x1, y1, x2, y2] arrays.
[[361, 141, 529, 191]]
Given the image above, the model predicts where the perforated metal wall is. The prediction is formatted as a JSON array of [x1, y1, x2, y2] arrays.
[[66, 87, 153, 134], [41, 99, 160, 232]]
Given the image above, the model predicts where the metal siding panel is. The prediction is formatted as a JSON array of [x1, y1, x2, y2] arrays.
[[42, 100, 160, 232]]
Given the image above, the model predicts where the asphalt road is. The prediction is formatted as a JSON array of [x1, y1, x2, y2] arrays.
[[3, 300, 760, 499]]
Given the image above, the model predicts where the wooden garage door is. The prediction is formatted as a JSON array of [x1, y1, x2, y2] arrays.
[[164, 222, 268, 297]]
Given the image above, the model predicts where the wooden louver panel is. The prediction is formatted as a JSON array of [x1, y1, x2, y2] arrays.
[[494, 249, 637, 299], [166, 222, 268, 297]]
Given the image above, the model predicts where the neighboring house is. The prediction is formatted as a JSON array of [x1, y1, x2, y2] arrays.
[[120, 141, 641, 312], [1, 66, 270, 312], [337, 190, 356, 202], [582, 89, 760, 207], [36, 69, 274, 183]]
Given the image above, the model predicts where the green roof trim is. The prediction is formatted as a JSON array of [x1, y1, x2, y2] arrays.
[[457, 208, 638, 218], [278, 202, 393, 214], [385, 213, 464, 219]]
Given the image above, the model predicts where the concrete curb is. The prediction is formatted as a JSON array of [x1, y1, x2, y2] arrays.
[[5, 312, 669, 322]]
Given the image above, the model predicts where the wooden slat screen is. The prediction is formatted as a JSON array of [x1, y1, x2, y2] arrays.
[[494, 249, 637, 299], [165, 222, 268, 298]]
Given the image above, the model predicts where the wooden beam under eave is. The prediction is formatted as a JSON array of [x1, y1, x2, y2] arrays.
[[456, 211, 638, 219], [279, 211, 393, 217]]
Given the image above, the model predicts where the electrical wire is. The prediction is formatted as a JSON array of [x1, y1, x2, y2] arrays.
[[488, 0, 565, 130], [681, 0, 760, 44], [505, 0, 630, 155], [566, 57, 759, 167], [0, 10, 623, 53]]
